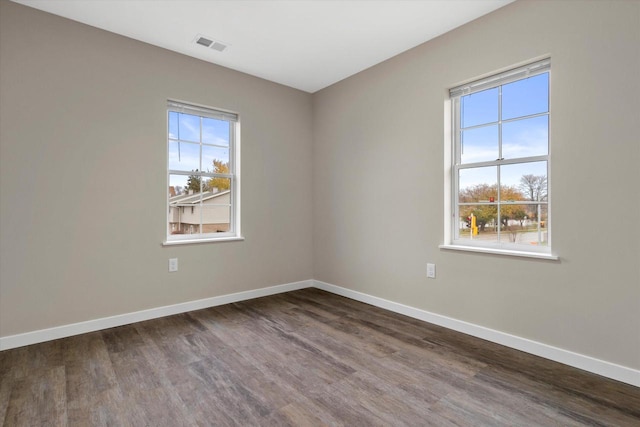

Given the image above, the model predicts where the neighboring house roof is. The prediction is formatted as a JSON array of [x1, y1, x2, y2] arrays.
[[169, 190, 230, 206]]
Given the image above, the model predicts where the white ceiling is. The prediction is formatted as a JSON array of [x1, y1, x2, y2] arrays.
[[13, 0, 514, 93]]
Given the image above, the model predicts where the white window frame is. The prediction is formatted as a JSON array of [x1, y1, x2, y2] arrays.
[[441, 59, 557, 260], [164, 100, 242, 245]]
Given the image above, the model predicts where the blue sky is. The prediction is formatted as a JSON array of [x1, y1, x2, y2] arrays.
[[459, 72, 549, 191]]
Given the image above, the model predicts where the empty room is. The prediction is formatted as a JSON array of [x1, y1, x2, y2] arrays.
[[1, 0, 639, 425]]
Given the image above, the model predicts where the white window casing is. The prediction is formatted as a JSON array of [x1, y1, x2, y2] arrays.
[[164, 100, 242, 245], [442, 59, 556, 259]]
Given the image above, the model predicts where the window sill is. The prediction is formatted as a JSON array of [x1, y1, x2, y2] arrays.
[[439, 244, 559, 261], [163, 236, 245, 246]]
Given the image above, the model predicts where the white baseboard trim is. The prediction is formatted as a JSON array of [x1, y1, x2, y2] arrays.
[[2, 278, 638, 388], [0, 279, 313, 351], [313, 280, 640, 388]]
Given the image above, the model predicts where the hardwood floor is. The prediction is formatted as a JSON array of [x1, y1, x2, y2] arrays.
[[1, 288, 639, 426]]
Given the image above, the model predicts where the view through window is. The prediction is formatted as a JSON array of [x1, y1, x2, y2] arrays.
[[450, 59, 550, 253], [166, 101, 239, 242]]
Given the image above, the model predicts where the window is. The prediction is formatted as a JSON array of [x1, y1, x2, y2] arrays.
[[446, 59, 552, 257], [166, 101, 241, 244]]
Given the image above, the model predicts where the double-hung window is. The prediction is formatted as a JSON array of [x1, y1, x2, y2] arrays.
[[166, 100, 241, 243], [447, 59, 552, 257]]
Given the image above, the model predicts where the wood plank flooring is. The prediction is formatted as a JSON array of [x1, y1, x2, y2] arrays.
[[1, 288, 639, 426]]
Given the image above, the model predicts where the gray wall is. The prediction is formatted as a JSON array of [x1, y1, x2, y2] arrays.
[[1, 0, 639, 372], [0, 1, 313, 336], [313, 0, 640, 370]]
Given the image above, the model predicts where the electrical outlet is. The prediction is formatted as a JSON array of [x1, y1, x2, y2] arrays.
[[169, 258, 178, 272], [427, 263, 436, 279]]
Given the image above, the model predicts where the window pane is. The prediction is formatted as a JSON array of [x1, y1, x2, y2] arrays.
[[201, 188, 231, 233], [461, 125, 498, 164], [168, 174, 189, 198], [461, 87, 498, 128], [169, 174, 200, 235], [502, 73, 549, 120], [204, 177, 231, 194], [499, 204, 548, 246], [202, 205, 231, 233], [170, 172, 203, 198], [500, 161, 547, 201], [169, 141, 200, 172], [178, 113, 201, 142], [168, 111, 179, 139], [202, 146, 230, 172], [203, 118, 230, 146], [502, 115, 548, 159], [456, 204, 498, 243], [459, 166, 497, 203], [174, 200, 201, 235]]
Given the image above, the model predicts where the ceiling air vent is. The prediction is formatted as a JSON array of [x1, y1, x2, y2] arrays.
[[210, 42, 227, 52], [194, 34, 228, 52], [195, 36, 213, 47]]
